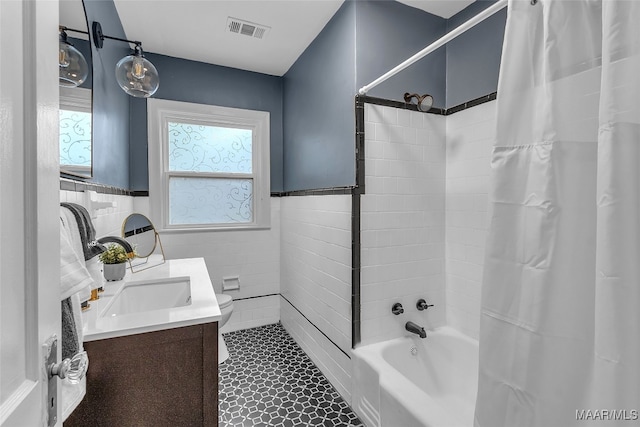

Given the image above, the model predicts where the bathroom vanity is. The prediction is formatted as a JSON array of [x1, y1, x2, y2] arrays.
[[64, 257, 221, 427]]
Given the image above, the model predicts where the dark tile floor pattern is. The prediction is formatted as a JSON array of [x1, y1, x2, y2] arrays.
[[219, 323, 364, 427]]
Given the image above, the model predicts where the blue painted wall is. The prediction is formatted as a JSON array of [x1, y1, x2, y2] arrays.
[[355, 0, 447, 107], [283, 0, 447, 191], [81, 0, 506, 192], [446, 0, 506, 108], [128, 54, 284, 192], [84, 0, 131, 189], [282, 1, 357, 192]]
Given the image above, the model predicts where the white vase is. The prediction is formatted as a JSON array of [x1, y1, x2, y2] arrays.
[[103, 262, 126, 281]]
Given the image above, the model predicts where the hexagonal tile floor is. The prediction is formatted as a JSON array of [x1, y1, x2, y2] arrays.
[[219, 323, 364, 426]]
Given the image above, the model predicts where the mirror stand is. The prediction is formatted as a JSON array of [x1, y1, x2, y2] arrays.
[[128, 231, 166, 273]]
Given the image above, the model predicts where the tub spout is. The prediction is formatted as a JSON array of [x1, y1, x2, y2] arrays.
[[405, 321, 427, 339]]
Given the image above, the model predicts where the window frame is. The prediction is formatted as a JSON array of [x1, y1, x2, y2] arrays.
[[148, 98, 270, 232]]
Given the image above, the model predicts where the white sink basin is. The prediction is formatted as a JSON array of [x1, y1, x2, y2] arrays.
[[101, 276, 192, 317]]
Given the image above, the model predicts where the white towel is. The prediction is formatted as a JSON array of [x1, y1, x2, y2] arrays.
[[60, 208, 85, 265], [60, 218, 93, 300], [60, 207, 93, 302]]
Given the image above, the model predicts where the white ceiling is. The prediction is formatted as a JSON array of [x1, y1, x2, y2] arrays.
[[396, 0, 475, 19], [113, 0, 344, 76], [60, 0, 90, 39], [61, 0, 476, 77]]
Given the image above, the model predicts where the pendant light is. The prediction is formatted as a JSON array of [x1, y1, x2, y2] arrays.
[[114, 44, 159, 98], [92, 21, 160, 98], [59, 28, 89, 88]]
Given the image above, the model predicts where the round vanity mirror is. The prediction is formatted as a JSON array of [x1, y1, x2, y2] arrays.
[[121, 213, 158, 258], [121, 213, 165, 272]]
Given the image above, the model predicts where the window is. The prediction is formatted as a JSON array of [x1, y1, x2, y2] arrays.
[[148, 99, 270, 231], [60, 87, 92, 176]]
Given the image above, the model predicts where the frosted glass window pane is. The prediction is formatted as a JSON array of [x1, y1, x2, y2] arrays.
[[59, 109, 91, 167], [168, 122, 252, 173], [169, 177, 253, 225]]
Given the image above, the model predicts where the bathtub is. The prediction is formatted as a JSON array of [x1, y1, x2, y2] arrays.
[[352, 327, 479, 427]]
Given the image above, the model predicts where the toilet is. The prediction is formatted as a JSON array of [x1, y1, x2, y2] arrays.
[[216, 293, 234, 363]]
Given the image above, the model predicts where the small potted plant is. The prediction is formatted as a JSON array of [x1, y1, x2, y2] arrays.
[[99, 243, 129, 281]]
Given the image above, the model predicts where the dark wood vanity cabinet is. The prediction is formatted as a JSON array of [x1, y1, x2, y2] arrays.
[[65, 322, 218, 427]]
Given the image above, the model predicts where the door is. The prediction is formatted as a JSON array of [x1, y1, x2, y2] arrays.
[[1, 0, 61, 426]]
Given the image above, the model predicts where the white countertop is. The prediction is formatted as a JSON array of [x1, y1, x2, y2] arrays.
[[82, 257, 221, 342]]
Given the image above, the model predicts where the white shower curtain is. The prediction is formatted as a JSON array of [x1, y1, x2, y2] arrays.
[[475, 1, 640, 426]]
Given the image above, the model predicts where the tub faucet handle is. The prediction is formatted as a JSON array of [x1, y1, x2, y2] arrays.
[[416, 299, 434, 311], [392, 303, 404, 315]]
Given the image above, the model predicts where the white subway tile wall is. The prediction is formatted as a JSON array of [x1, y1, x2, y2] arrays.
[[445, 100, 496, 339], [280, 195, 352, 354], [60, 189, 135, 238], [221, 294, 280, 333], [360, 104, 446, 346], [280, 195, 352, 403]]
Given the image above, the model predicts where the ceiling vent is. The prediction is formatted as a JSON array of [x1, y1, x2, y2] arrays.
[[227, 17, 271, 40]]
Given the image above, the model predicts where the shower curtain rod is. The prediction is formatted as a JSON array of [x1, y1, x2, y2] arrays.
[[358, 0, 507, 95]]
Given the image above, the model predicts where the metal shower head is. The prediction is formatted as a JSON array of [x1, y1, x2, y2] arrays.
[[404, 92, 434, 112]]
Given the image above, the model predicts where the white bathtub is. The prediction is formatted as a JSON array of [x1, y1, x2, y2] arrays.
[[352, 327, 479, 427]]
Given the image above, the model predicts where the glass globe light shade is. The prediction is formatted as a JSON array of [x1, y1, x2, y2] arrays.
[[115, 49, 159, 98], [59, 39, 88, 88]]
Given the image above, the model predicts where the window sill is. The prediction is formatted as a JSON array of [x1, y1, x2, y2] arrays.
[[157, 224, 272, 234]]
